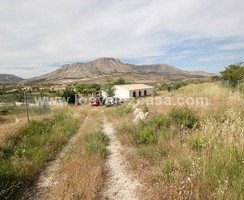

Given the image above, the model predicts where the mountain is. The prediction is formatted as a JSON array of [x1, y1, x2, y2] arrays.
[[129, 63, 189, 76], [0, 74, 24, 84], [25, 58, 215, 83]]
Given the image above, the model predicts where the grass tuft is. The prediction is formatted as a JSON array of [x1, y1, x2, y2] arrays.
[[85, 131, 109, 158]]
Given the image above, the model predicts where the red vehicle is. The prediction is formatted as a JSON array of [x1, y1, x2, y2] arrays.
[[91, 97, 101, 106]]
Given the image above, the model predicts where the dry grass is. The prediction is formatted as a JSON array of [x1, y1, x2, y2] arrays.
[[45, 105, 108, 200], [0, 104, 110, 199], [0, 112, 53, 146], [0, 108, 80, 199], [115, 83, 244, 200]]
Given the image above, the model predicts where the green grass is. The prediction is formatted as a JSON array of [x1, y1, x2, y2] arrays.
[[108, 105, 133, 118], [84, 131, 109, 158], [0, 110, 80, 199]]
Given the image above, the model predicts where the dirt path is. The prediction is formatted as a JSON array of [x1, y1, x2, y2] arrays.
[[102, 121, 140, 200]]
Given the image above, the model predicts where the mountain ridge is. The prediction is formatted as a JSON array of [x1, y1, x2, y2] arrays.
[[0, 74, 24, 84], [22, 58, 215, 83]]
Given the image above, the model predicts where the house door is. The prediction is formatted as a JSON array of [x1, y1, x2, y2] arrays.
[[139, 91, 141, 97], [144, 90, 147, 96], [133, 91, 136, 97]]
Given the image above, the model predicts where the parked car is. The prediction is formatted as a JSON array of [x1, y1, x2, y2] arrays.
[[91, 97, 101, 106], [105, 97, 123, 107]]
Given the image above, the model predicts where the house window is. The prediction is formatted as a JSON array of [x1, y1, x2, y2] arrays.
[[133, 91, 136, 97], [144, 90, 147, 96]]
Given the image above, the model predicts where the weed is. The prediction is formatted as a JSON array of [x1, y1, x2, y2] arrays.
[[85, 131, 109, 158]]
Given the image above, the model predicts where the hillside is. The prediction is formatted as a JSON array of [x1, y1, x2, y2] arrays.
[[0, 74, 24, 84], [25, 58, 215, 83]]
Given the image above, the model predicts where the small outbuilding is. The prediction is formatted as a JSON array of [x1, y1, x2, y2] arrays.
[[113, 84, 153, 99]]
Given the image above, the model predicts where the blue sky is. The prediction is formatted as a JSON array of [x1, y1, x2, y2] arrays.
[[0, 0, 243, 78]]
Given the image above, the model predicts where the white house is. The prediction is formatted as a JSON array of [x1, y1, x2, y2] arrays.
[[112, 84, 154, 99]]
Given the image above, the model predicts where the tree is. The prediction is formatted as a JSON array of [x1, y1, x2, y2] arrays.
[[220, 63, 244, 87], [114, 77, 125, 85], [76, 84, 101, 96], [103, 78, 115, 97], [62, 88, 77, 104]]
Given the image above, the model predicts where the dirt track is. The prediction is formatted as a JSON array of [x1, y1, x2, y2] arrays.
[[102, 121, 140, 200]]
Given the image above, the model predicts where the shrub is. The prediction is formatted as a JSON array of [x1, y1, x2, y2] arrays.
[[134, 127, 158, 145], [62, 88, 77, 104], [173, 81, 187, 90], [169, 107, 199, 129], [85, 131, 109, 158]]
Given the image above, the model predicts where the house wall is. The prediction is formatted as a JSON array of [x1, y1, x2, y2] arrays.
[[105, 86, 154, 99], [114, 87, 130, 98]]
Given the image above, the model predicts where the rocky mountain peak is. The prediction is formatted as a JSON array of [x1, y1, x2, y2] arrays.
[[96, 57, 121, 63]]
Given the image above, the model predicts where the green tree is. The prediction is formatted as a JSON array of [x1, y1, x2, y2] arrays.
[[114, 77, 125, 85], [62, 88, 77, 104], [220, 63, 244, 87], [103, 78, 115, 97], [76, 84, 101, 96]]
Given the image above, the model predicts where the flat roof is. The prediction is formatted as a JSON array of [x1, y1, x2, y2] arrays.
[[114, 84, 153, 90]]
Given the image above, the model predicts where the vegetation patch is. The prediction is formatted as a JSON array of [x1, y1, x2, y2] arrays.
[[117, 100, 244, 199], [108, 105, 133, 118], [85, 131, 109, 158], [0, 110, 79, 199], [169, 107, 199, 129]]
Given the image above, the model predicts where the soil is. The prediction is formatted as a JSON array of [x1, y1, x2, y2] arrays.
[[102, 121, 140, 200]]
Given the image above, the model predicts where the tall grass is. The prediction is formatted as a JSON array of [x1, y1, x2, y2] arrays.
[[118, 105, 244, 199], [107, 105, 133, 118], [0, 110, 79, 199], [85, 131, 109, 158], [45, 108, 108, 200]]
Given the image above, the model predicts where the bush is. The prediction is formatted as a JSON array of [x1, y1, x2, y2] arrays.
[[220, 63, 244, 88], [62, 88, 77, 104], [169, 107, 199, 129], [134, 127, 158, 145], [173, 82, 187, 90], [85, 131, 109, 158]]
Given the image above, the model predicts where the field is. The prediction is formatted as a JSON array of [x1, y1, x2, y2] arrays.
[[115, 83, 244, 199], [0, 82, 243, 199]]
